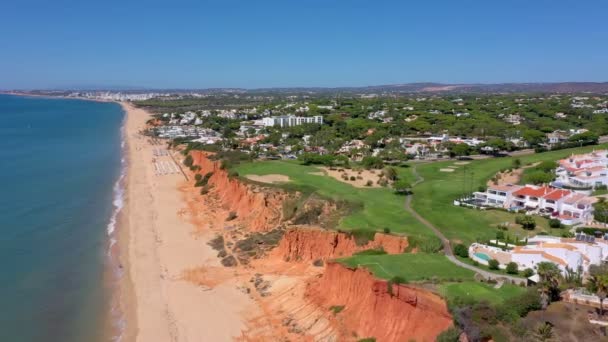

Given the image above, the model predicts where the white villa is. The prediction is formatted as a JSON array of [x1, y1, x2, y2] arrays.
[[474, 184, 596, 225], [469, 234, 608, 276], [555, 150, 608, 189]]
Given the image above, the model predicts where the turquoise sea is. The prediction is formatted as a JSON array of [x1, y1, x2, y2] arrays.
[[0, 95, 125, 341]]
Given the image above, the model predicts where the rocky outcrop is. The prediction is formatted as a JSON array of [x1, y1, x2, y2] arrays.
[[189, 151, 284, 231], [307, 262, 452, 342], [273, 227, 408, 261]]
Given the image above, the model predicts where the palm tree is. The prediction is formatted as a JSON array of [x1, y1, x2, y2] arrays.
[[594, 274, 608, 316], [536, 262, 561, 310]]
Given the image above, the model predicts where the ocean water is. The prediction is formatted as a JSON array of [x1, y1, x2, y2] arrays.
[[0, 95, 124, 342]]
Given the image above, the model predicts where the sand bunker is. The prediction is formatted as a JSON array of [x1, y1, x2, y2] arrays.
[[439, 168, 455, 172], [453, 161, 470, 165], [246, 174, 290, 184], [322, 167, 381, 188]]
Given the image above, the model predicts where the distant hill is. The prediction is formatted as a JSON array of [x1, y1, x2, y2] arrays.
[[8, 82, 608, 95], [160, 82, 608, 94]]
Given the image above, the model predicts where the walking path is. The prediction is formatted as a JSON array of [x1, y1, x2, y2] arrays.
[[404, 165, 527, 285]]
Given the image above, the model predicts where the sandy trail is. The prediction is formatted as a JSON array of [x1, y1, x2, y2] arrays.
[[120, 102, 255, 342]]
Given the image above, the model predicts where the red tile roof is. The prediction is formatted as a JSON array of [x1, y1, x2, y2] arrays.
[[543, 189, 571, 201], [513, 186, 551, 198]]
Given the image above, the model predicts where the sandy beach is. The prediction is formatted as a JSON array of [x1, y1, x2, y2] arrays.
[[118, 102, 254, 342]]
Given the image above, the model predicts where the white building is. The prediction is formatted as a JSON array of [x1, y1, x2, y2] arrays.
[[262, 115, 323, 127], [469, 234, 608, 276], [473, 184, 596, 225], [556, 150, 608, 189]]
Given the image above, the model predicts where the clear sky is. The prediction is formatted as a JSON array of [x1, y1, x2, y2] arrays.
[[1, 0, 607, 89]]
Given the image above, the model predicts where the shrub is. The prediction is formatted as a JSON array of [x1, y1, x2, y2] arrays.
[[522, 268, 534, 278], [387, 276, 407, 295], [506, 262, 519, 274], [548, 219, 562, 228], [516, 215, 536, 230], [349, 176, 356, 181], [194, 174, 203, 181], [228, 170, 239, 178], [183, 154, 194, 167], [226, 211, 237, 221], [365, 180, 373, 186], [383, 227, 391, 234], [508, 287, 542, 316], [329, 305, 345, 314], [488, 259, 500, 270], [361, 156, 384, 169], [200, 185, 210, 195], [350, 230, 376, 246], [436, 327, 461, 342], [313, 259, 324, 267], [454, 244, 469, 258], [353, 248, 387, 256]]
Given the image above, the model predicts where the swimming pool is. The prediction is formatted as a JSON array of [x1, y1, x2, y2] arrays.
[[474, 252, 491, 261]]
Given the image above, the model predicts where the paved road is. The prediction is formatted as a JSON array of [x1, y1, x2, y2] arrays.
[[405, 165, 527, 285]]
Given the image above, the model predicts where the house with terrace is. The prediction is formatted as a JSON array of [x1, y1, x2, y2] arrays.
[[555, 150, 608, 189], [473, 184, 596, 225]]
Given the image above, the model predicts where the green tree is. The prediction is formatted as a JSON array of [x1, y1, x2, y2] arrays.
[[594, 198, 608, 224], [568, 131, 599, 145], [454, 244, 469, 258], [383, 166, 398, 181], [523, 129, 546, 146], [361, 156, 384, 169], [488, 259, 500, 270], [536, 160, 557, 173], [524, 170, 554, 185], [512, 158, 522, 169], [588, 264, 608, 316], [506, 262, 519, 275], [393, 179, 412, 194], [516, 215, 536, 230], [449, 143, 472, 157]]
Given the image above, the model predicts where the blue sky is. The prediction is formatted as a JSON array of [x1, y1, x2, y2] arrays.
[[1, 0, 607, 89]]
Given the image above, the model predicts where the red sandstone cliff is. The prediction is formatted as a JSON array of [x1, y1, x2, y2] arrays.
[[273, 227, 408, 261], [190, 151, 284, 231], [307, 262, 453, 342]]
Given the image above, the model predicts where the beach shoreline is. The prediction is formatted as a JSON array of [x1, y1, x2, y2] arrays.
[[117, 102, 254, 342]]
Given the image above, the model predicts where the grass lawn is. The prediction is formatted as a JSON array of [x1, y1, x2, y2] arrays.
[[439, 281, 525, 305], [592, 189, 608, 196], [336, 253, 475, 282], [411, 144, 608, 245], [235, 161, 434, 240]]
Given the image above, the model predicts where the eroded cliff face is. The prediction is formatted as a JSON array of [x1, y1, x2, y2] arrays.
[[272, 227, 408, 261], [190, 151, 284, 231], [307, 262, 453, 342]]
